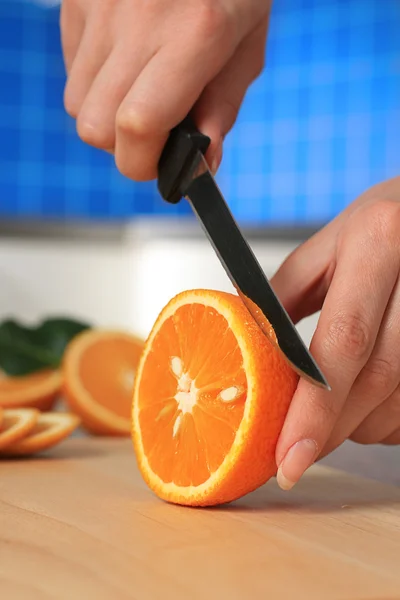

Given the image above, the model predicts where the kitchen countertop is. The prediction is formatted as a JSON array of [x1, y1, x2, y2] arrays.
[[0, 217, 321, 243], [1, 438, 399, 600]]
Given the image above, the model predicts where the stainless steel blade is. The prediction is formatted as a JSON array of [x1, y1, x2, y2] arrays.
[[184, 153, 330, 390]]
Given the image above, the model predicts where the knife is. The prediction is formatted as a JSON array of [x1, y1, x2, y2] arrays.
[[157, 117, 330, 390]]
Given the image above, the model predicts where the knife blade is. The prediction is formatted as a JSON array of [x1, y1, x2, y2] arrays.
[[158, 118, 330, 390]]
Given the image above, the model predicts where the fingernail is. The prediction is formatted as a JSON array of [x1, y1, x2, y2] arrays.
[[276, 439, 318, 491]]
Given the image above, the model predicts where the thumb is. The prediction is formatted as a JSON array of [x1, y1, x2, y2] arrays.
[[193, 18, 269, 173], [270, 224, 337, 324]]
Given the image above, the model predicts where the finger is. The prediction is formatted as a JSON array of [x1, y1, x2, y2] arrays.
[[114, 26, 235, 181], [321, 277, 400, 455], [275, 202, 399, 490], [349, 386, 400, 444], [381, 427, 400, 445], [76, 45, 156, 151], [64, 14, 112, 119], [269, 184, 400, 324], [193, 18, 268, 172], [60, 0, 85, 74], [270, 220, 338, 324]]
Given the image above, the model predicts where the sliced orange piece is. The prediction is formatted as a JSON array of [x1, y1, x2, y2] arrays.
[[0, 408, 39, 450], [0, 369, 62, 411], [63, 330, 145, 436], [132, 289, 299, 507], [0, 412, 80, 457]]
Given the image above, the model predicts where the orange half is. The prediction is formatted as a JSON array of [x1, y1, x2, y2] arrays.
[[132, 289, 298, 507], [63, 330, 144, 436], [0, 408, 39, 450], [0, 369, 62, 411], [0, 412, 80, 456]]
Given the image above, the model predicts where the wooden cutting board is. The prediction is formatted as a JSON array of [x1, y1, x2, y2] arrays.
[[1, 438, 399, 600]]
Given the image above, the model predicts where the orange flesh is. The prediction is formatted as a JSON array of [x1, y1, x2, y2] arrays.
[[0, 370, 54, 392], [137, 303, 247, 487], [79, 337, 142, 419]]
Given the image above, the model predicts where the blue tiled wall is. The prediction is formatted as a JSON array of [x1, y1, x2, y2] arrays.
[[0, 0, 399, 225]]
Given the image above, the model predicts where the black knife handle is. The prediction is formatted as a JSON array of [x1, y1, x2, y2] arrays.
[[157, 116, 211, 204]]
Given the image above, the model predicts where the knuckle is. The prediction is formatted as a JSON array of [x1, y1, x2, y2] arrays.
[[324, 312, 372, 362], [362, 198, 400, 242], [116, 105, 153, 140], [194, 1, 233, 42], [76, 116, 112, 149], [361, 355, 399, 399]]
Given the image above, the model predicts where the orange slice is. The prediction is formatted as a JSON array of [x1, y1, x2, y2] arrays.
[[0, 369, 62, 411], [132, 289, 299, 507], [0, 412, 80, 456], [63, 330, 145, 436], [0, 408, 39, 450]]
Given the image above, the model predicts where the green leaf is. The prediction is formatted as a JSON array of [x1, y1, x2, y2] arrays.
[[0, 317, 91, 376]]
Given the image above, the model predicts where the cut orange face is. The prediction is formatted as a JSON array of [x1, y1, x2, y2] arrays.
[[0, 412, 80, 457], [0, 370, 61, 411], [63, 330, 145, 436], [132, 289, 298, 507], [0, 408, 39, 450]]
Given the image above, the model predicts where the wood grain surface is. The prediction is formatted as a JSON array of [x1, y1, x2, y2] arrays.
[[1, 438, 399, 600]]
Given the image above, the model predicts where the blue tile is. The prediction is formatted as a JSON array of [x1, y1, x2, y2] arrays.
[[88, 190, 111, 217], [44, 75, 65, 110], [0, 183, 20, 215], [0, 71, 22, 104], [0, 16, 24, 50], [41, 186, 66, 217], [1, 0, 399, 226], [42, 131, 66, 164]]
